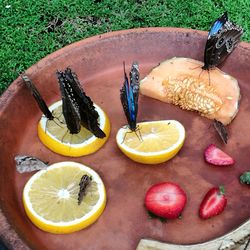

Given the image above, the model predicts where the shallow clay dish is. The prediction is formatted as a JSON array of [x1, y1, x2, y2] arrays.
[[0, 28, 249, 250]]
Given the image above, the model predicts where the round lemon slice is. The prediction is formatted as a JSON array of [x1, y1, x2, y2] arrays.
[[23, 161, 106, 234], [38, 100, 110, 157], [116, 120, 185, 164]]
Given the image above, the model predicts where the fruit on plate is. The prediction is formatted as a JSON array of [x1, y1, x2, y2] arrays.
[[204, 144, 235, 166], [199, 186, 227, 219], [144, 182, 187, 219], [116, 120, 185, 164], [38, 100, 110, 157], [240, 172, 250, 185], [22, 161, 106, 234], [140, 57, 240, 125]]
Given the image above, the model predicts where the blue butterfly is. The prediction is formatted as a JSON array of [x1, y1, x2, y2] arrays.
[[202, 12, 243, 70], [120, 62, 140, 132]]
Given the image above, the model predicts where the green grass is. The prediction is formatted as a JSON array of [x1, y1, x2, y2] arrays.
[[1, 0, 249, 94]]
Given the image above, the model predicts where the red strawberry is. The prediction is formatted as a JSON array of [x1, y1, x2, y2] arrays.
[[204, 144, 235, 166], [144, 182, 187, 219], [199, 186, 227, 219]]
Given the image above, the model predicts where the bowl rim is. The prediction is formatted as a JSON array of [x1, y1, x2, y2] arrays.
[[0, 27, 249, 250], [1, 27, 249, 114]]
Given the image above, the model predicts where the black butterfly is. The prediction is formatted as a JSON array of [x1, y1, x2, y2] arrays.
[[120, 62, 140, 135], [22, 75, 54, 120], [57, 68, 106, 138], [202, 12, 243, 70], [56, 70, 82, 134]]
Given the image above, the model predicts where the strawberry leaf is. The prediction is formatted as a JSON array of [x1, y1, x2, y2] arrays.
[[147, 210, 167, 223]]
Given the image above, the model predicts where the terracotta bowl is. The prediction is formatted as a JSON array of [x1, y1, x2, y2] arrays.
[[0, 28, 249, 250]]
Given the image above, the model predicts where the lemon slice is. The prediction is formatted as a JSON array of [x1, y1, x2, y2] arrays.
[[116, 120, 185, 164], [38, 100, 110, 157], [23, 161, 106, 234]]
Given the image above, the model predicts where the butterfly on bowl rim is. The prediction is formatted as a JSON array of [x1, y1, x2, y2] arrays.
[[120, 61, 141, 143], [201, 12, 243, 144], [202, 11, 243, 71]]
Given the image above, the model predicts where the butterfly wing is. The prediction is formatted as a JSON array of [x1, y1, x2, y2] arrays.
[[15, 155, 48, 173], [208, 12, 228, 38], [130, 62, 140, 118], [64, 68, 98, 119], [120, 70, 133, 128], [203, 12, 243, 70], [57, 71, 81, 134], [22, 75, 54, 120], [63, 68, 106, 138], [120, 62, 140, 131], [213, 119, 228, 144], [78, 174, 92, 205]]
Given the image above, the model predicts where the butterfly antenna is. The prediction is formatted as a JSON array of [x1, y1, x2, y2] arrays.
[[123, 61, 129, 81], [198, 68, 204, 79], [61, 129, 69, 143], [189, 65, 202, 70], [56, 111, 64, 120], [188, 60, 203, 70], [135, 129, 143, 142], [54, 116, 64, 125], [208, 70, 211, 86], [69, 133, 73, 153], [123, 61, 126, 75], [135, 125, 143, 142], [52, 118, 64, 128], [121, 131, 128, 144]]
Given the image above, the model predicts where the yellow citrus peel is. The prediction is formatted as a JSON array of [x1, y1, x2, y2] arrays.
[[38, 101, 110, 157], [23, 161, 106, 234], [116, 120, 185, 164]]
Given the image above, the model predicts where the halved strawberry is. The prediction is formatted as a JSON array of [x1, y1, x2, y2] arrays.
[[144, 182, 187, 219], [199, 186, 227, 219], [204, 144, 235, 166]]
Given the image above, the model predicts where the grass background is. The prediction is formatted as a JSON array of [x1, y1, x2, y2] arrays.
[[1, 0, 249, 94]]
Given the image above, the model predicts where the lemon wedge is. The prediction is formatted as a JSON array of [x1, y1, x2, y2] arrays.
[[23, 161, 106, 234], [38, 101, 110, 157], [116, 120, 185, 164]]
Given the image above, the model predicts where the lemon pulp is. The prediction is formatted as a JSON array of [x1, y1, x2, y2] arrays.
[[23, 161, 106, 234], [46, 104, 93, 144], [38, 101, 111, 157], [116, 120, 185, 164]]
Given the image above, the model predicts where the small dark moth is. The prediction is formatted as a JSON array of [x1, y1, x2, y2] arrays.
[[56, 68, 106, 138], [15, 155, 48, 173], [120, 62, 141, 141], [213, 119, 228, 144], [78, 174, 92, 205], [22, 75, 54, 120], [203, 12, 243, 70]]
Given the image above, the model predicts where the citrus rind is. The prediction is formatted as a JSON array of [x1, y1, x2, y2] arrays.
[[116, 120, 185, 164], [38, 101, 110, 157], [22, 161, 106, 234]]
